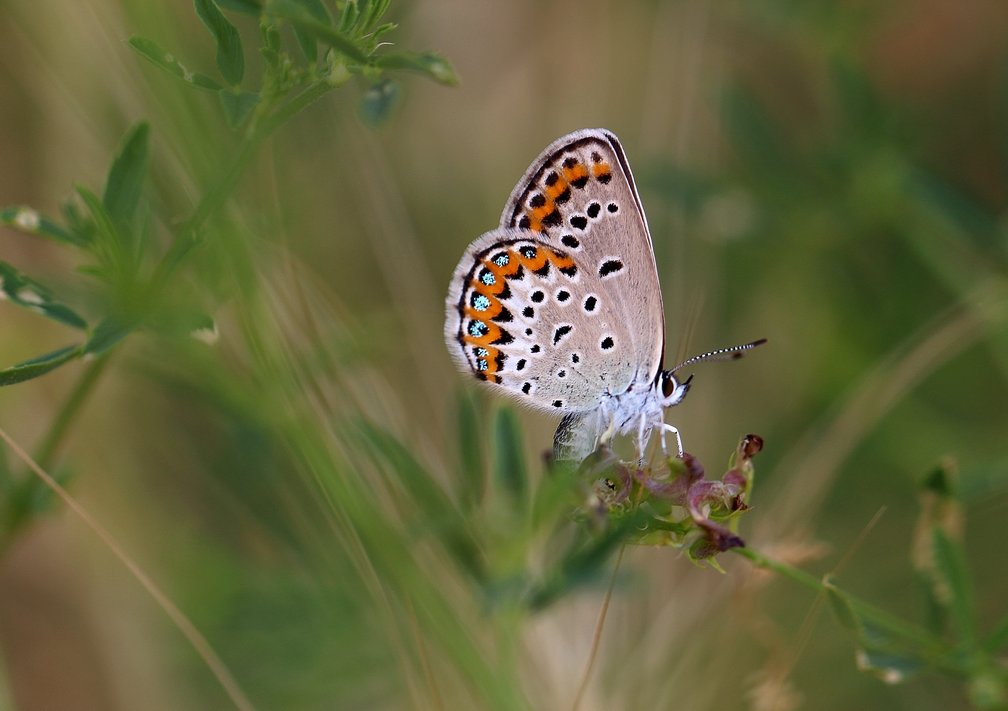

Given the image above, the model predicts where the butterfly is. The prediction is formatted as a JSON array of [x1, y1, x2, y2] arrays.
[[444, 128, 764, 462]]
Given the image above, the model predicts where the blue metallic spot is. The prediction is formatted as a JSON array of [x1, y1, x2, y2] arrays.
[[473, 294, 491, 311], [475, 347, 488, 357], [469, 320, 487, 336], [493, 253, 509, 267], [480, 271, 496, 285], [477, 359, 488, 371]]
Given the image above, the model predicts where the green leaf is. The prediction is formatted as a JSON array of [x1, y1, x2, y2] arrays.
[[85, 315, 138, 356], [76, 186, 129, 275], [374, 51, 460, 86], [194, 0, 245, 85], [854, 646, 925, 684], [454, 388, 485, 508], [271, 0, 368, 64], [353, 421, 483, 579], [219, 90, 259, 128], [360, 0, 390, 32], [931, 527, 977, 650], [128, 37, 222, 91], [358, 79, 400, 125], [216, 0, 261, 13], [103, 122, 150, 231], [491, 407, 526, 507], [913, 461, 961, 634], [288, 0, 331, 60], [0, 262, 88, 329], [60, 200, 96, 245], [338, 0, 360, 32], [0, 344, 83, 386], [0, 205, 86, 247]]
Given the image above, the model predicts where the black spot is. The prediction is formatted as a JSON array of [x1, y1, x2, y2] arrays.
[[559, 264, 578, 277], [509, 266, 525, 281], [591, 151, 602, 163], [492, 307, 512, 323], [597, 172, 612, 184], [531, 290, 545, 303], [572, 353, 580, 364], [516, 359, 527, 371], [584, 295, 598, 312], [545, 172, 559, 186], [587, 202, 601, 219], [601, 336, 614, 350], [494, 329, 514, 346], [522, 382, 532, 394], [563, 157, 578, 169], [531, 344, 541, 353], [521, 246, 537, 259], [498, 283, 512, 300], [533, 260, 551, 277], [599, 259, 624, 277], [552, 399, 563, 408], [607, 202, 619, 213], [557, 369, 566, 378], [553, 325, 573, 345], [494, 352, 507, 371], [469, 292, 489, 309], [572, 175, 589, 189], [525, 328, 533, 336], [519, 215, 531, 229], [522, 306, 534, 318], [561, 234, 580, 248], [476, 372, 487, 382], [554, 187, 571, 204], [570, 215, 588, 230], [529, 193, 546, 208], [542, 208, 562, 227], [556, 290, 570, 302]]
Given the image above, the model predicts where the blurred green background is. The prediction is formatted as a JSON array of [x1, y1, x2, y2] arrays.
[[1, 1, 1007, 709]]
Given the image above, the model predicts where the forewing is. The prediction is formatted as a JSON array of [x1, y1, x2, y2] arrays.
[[499, 128, 665, 386]]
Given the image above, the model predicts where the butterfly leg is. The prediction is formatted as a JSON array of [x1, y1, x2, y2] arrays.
[[597, 402, 617, 447], [658, 422, 684, 458], [636, 413, 649, 454]]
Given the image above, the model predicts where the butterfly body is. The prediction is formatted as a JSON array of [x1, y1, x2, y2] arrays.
[[445, 128, 739, 461]]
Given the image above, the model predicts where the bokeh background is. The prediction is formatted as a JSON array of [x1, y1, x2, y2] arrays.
[[1, 1, 1007, 709]]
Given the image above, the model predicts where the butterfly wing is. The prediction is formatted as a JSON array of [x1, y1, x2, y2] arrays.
[[444, 128, 666, 417]]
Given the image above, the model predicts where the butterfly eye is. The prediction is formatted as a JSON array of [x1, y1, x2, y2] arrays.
[[661, 373, 693, 406], [661, 372, 676, 399]]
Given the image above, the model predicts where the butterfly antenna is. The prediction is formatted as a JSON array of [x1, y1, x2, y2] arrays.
[[669, 338, 767, 374]]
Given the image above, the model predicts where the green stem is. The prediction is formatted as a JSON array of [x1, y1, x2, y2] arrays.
[[33, 355, 111, 471], [734, 546, 966, 674]]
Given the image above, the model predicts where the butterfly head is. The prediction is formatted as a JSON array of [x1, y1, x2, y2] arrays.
[[658, 370, 692, 408]]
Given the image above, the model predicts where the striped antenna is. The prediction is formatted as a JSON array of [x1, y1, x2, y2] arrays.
[[669, 338, 767, 374]]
